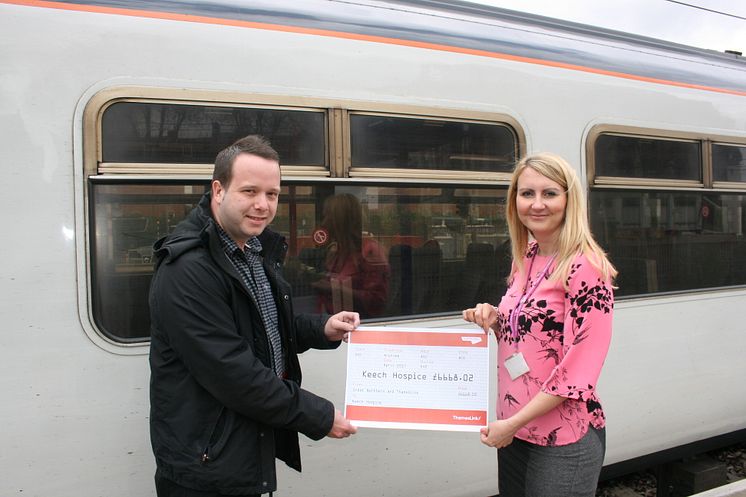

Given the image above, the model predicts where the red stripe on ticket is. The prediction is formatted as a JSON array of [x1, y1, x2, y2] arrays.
[[351, 330, 487, 347], [346, 406, 487, 425]]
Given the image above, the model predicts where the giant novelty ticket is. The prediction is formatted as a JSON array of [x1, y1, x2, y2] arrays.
[[344, 327, 490, 431]]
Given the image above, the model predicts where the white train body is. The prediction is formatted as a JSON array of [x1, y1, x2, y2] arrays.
[[2, 1, 745, 496]]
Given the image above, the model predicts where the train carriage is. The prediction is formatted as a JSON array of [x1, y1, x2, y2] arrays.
[[2, 1, 745, 495]]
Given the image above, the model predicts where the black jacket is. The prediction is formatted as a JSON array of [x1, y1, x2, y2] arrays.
[[149, 191, 338, 495]]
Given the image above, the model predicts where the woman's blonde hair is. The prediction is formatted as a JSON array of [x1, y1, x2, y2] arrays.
[[506, 152, 617, 286]]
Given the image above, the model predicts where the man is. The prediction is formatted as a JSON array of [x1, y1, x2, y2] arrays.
[[149, 135, 358, 497]]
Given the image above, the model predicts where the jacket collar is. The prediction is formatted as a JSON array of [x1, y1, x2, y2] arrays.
[[153, 190, 287, 267]]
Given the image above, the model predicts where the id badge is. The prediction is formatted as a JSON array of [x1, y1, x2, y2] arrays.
[[504, 352, 530, 380]]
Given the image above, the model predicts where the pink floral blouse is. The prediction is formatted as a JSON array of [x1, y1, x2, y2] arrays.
[[495, 243, 614, 446]]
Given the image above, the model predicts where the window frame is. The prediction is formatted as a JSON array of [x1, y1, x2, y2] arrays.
[[82, 86, 525, 344], [587, 125, 746, 190], [345, 110, 521, 181], [586, 124, 746, 299], [712, 141, 746, 189]]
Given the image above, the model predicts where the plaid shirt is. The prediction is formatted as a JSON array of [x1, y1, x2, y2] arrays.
[[216, 224, 285, 377]]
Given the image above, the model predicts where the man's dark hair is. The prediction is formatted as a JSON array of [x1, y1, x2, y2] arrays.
[[213, 135, 280, 187]]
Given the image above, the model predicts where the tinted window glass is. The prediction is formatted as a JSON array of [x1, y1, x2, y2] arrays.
[[90, 182, 510, 340], [102, 102, 325, 165], [595, 134, 701, 180], [713, 144, 746, 182], [90, 182, 208, 341], [350, 114, 516, 172], [590, 190, 746, 296]]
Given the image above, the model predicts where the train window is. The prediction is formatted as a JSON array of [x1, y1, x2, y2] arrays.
[[594, 134, 701, 182], [87, 94, 521, 342], [89, 182, 208, 341], [590, 129, 746, 298], [90, 180, 510, 340], [349, 114, 516, 172], [590, 190, 746, 296], [713, 143, 746, 183], [102, 102, 326, 166], [279, 184, 510, 319]]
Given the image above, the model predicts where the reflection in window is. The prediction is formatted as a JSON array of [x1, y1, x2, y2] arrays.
[[90, 182, 208, 341], [90, 182, 510, 340], [590, 190, 746, 296], [102, 102, 326, 165], [350, 114, 516, 172], [595, 134, 701, 181], [277, 185, 511, 320], [713, 144, 746, 182]]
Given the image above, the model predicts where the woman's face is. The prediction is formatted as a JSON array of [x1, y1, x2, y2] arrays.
[[515, 167, 567, 244]]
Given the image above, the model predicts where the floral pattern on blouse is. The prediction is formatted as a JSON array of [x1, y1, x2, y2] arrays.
[[495, 243, 614, 446]]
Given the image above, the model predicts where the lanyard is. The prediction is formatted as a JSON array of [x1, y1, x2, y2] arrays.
[[509, 253, 555, 343]]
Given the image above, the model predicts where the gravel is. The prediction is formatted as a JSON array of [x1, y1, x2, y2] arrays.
[[596, 441, 746, 497]]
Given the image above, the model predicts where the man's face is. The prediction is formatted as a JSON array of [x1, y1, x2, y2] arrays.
[[211, 153, 281, 246]]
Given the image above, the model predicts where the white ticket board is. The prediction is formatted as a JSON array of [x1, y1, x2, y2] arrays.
[[344, 327, 490, 431]]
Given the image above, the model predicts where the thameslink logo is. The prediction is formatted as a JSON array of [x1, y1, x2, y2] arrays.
[[461, 336, 482, 345], [452, 415, 482, 421]]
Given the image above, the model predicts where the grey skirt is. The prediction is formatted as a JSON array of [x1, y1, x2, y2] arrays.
[[497, 426, 606, 497]]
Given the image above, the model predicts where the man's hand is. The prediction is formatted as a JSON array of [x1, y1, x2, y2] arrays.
[[327, 409, 357, 438], [324, 311, 360, 342]]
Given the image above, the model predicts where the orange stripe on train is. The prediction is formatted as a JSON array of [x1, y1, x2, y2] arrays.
[[3, 0, 745, 97]]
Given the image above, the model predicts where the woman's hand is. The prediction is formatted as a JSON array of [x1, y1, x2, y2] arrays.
[[481, 394, 566, 449], [462, 303, 497, 334], [480, 419, 519, 449]]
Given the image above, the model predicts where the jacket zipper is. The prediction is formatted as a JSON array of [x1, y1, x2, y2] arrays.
[[201, 407, 225, 464]]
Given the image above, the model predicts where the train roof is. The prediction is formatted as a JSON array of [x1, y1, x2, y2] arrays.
[[12, 0, 746, 94]]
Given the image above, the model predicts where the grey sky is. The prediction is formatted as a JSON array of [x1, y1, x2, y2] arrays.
[[467, 0, 745, 54]]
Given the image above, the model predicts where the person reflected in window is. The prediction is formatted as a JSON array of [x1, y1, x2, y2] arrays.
[[463, 153, 617, 497], [312, 193, 390, 318]]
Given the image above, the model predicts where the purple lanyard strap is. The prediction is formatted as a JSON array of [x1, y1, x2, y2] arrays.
[[509, 254, 556, 343]]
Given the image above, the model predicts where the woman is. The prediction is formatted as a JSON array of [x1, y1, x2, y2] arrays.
[[463, 153, 616, 497], [314, 193, 390, 318]]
